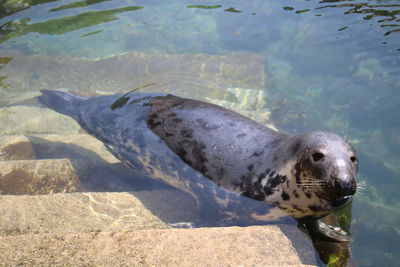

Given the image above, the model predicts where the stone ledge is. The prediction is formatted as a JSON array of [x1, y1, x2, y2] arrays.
[[0, 192, 167, 236], [0, 226, 317, 266]]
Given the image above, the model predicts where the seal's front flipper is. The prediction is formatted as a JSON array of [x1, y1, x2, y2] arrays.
[[300, 219, 351, 242], [315, 220, 351, 242]]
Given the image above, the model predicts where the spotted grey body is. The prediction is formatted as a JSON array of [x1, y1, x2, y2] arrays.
[[38, 90, 358, 221]]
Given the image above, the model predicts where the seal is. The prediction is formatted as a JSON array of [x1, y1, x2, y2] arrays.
[[37, 90, 358, 235]]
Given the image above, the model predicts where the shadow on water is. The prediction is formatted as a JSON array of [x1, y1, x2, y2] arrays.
[[23, 135, 357, 266]]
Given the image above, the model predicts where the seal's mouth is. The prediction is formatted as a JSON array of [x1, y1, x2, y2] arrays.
[[331, 196, 352, 207]]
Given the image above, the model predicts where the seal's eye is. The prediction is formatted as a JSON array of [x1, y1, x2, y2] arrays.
[[350, 156, 358, 163], [312, 152, 324, 162]]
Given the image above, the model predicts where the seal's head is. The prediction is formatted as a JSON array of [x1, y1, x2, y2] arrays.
[[294, 131, 358, 210], [276, 131, 358, 218]]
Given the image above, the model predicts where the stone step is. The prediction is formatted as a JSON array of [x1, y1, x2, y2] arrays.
[[0, 147, 200, 225], [0, 134, 123, 194], [0, 158, 81, 195], [0, 192, 167, 237], [0, 226, 317, 266]]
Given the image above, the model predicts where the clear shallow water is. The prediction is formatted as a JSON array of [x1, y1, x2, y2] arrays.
[[0, 0, 399, 266]]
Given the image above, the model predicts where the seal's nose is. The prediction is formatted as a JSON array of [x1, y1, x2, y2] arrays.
[[334, 177, 356, 196]]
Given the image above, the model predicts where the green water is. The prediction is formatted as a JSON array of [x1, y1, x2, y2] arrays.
[[0, 0, 399, 266]]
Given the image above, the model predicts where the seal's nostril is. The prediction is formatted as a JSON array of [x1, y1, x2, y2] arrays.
[[334, 179, 357, 196], [334, 179, 343, 191]]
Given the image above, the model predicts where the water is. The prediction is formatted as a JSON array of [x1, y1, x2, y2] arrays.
[[0, 0, 399, 266]]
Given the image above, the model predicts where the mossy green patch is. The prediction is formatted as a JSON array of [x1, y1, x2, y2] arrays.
[[49, 0, 112, 12], [295, 9, 311, 14], [224, 7, 241, 13], [283, 6, 294, 11], [80, 30, 103, 37], [0, 57, 13, 66], [0, 6, 144, 42], [0, 76, 10, 88], [28, 6, 144, 35], [186, 5, 221, 10]]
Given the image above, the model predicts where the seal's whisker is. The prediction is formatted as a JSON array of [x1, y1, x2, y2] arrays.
[[297, 185, 326, 188], [296, 182, 328, 186], [356, 185, 366, 192], [354, 191, 365, 197], [357, 180, 366, 187], [355, 181, 367, 194], [353, 190, 367, 199], [300, 179, 327, 184], [298, 180, 326, 184]]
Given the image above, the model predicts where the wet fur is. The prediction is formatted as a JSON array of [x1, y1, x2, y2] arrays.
[[38, 90, 358, 222]]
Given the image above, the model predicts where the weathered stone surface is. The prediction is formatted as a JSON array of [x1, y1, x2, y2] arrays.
[[0, 159, 80, 195], [0, 226, 317, 266], [0, 192, 167, 236], [0, 106, 80, 135], [0, 135, 200, 223], [0, 135, 35, 160], [132, 187, 199, 225]]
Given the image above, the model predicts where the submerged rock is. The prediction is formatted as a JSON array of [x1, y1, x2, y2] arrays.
[[0, 106, 80, 135], [0, 50, 267, 103]]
